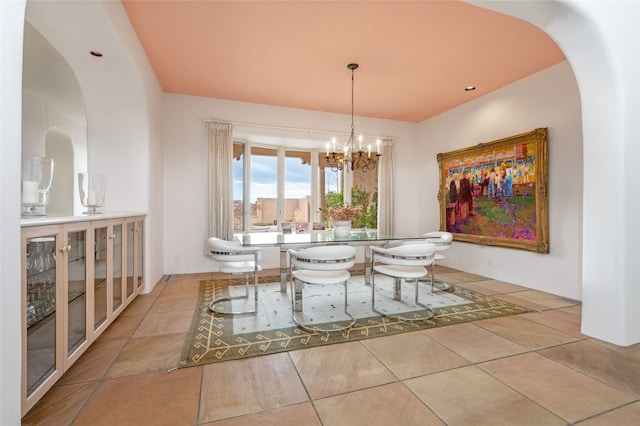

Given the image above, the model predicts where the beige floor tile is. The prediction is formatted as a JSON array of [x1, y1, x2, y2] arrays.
[[436, 271, 487, 284], [170, 272, 212, 282], [203, 403, 321, 426], [475, 315, 581, 350], [405, 365, 565, 425], [579, 401, 640, 425], [521, 309, 586, 337], [198, 353, 308, 423], [588, 338, 640, 358], [559, 304, 582, 316], [539, 339, 640, 397], [132, 310, 194, 337], [314, 382, 445, 426], [150, 293, 199, 313], [479, 353, 636, 423], [155, 280, 201, 298], [22, 381, 96, 426], [423, 322, 528, 363], [119, 296, 156, 317], [289, 341, 397, 399], [498, 289, 577, 311], [73, 368, 202, 426], [57, 339, 126, 385], [454, 279, 528, 296], [95, 313, 143, 342], [106, 332, 186, 377], [362, 331, 469, 379]]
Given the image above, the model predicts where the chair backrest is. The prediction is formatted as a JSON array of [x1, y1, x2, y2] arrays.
[[289, 245, 356, 271], [371, 243, 436, 266], [423, 231, 453, 251], [207, 237, 261, 262]]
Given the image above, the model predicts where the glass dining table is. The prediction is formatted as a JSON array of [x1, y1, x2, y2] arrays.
[[235, 230, 429, 293]]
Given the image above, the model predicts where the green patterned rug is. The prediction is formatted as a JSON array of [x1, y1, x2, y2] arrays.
[[180, 272, 529, 367]]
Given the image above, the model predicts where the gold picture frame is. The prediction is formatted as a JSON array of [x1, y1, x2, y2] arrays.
[[437, 128, 549, 253]]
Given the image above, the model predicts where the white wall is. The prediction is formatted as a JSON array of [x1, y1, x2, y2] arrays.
[[1, 1, 27, 423], [417, 61, 583, 300], [162, 94, 416, 274]]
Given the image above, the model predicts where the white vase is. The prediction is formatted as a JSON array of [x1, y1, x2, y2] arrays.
[[332, 221, 352, 238]]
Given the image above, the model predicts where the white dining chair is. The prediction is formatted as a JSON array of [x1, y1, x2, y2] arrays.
[[423, 231, 453, 291], [288, 245, 357, 332], [207, 237, 262, 315], [370, 242, 437, 321]]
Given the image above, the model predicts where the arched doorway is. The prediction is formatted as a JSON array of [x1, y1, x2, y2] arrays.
[[474, 0, 639, 345]]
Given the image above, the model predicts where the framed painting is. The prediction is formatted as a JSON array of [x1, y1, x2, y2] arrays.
[[437, 128, 549, 253]]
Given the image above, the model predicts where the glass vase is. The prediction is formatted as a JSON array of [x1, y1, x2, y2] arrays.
[[78, 173, 107, 215], [21, 156, 55, 217]]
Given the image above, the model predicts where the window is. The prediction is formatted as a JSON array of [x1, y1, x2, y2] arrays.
[[233, 141, 377, 232], [284, 150, 311, 223], [249, 146, 277, 230]]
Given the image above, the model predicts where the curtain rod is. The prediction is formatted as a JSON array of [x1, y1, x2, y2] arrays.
[[203, 118, 396, 141]]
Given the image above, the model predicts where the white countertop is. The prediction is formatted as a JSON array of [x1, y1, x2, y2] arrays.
[[21, 211, 146, 227]]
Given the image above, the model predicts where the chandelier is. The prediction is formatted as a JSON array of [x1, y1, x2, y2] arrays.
[[325, 63, 381, 172]]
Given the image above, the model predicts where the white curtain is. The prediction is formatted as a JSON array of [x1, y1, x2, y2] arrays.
[[377, 138, 394, 235], [207, 120, 234, 240]]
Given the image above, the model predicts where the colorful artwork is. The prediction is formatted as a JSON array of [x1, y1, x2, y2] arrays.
[[437, 128, 549, 253]]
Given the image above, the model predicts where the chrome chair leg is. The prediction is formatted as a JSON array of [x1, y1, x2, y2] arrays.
[[209, 270, 258, 315], [290, 277, 356, 333], [371, 273, 435, 321]]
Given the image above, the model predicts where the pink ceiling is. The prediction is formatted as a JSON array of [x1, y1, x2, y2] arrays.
[[122, 1, 565, 123]]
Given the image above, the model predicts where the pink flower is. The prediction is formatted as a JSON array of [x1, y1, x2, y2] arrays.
[[321, 203, 363, 221]]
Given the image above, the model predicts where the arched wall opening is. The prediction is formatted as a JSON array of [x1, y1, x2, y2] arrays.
[[471, 0, 639, 345]]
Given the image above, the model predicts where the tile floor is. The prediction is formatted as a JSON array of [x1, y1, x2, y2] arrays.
[[22, 267, 640, 425]]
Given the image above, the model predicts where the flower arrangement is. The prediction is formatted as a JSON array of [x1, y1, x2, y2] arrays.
[[321, 203, 364, 222]]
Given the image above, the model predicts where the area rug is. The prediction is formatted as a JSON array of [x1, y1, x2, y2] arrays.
[[180, 272, 529, 367]]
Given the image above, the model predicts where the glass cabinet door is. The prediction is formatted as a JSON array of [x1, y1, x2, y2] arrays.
[[25, 235, 58, 397], [67, 230, 87, 356], [126, 222, 135, 299], [112, 224, 123, 313], [136, 219, 144, 290], [93, 226, 108, 330]]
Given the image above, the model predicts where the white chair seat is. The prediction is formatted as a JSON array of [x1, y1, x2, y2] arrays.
[[220, 262, 262, 274], [292, 269, 350, 285], [373, 264, 426, 279]]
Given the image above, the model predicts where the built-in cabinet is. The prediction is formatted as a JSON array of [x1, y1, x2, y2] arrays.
[[21, 213, 145, 416]]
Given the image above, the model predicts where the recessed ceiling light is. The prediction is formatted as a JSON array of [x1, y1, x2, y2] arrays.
[[464, 86, 476, 92], [90, 51, 103, 57]]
